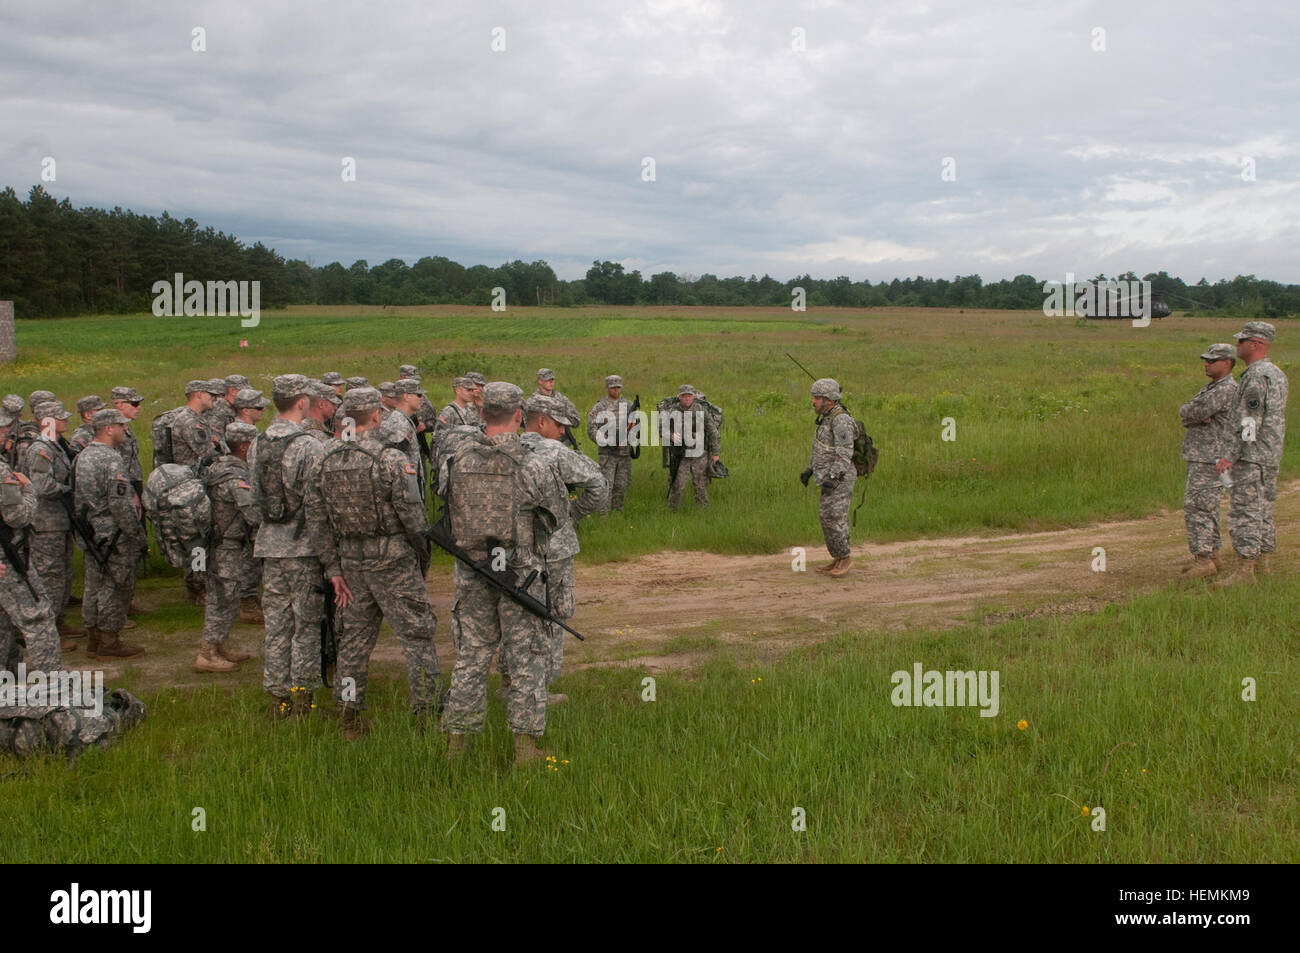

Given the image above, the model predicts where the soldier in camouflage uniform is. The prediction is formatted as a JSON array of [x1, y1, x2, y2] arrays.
[[382, 379, 426, 487], [1215, 322, 1290, 586], [110, 386, 146, 621], [196, 422, 262, 673], [306, 387, 441, 739], [518, 394, 607, 703], [532, 369, 581, 445], [21, 400, 80, 645], [322, 372, 345, 397], [73, 409, 147, 658], [68, 396, 104, 458], [440, 382, 568, 765], [587, 374, 634, 511], [233, 387, 270, 427], [170, 380, 223, 603], [204, 374, 247, 438], [0, 410, 66, 674], [434, 377, 484, 480], [249, 374, 327, 717], [2, 396, 25, 470], [664, 385, 721, 511], [400, 364, 440, 439], [1179, 344, 1238, 578], [803, 378, 858, 577]]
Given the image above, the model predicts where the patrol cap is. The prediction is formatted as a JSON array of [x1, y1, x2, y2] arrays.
[[346, 376, 369, 389], [91, 408, 129, 429], [399, 364, 419, 379], [33, 399, 71, 421], [482, 381, 524, 414], [537, 368, 555, 381], [203, 378, 227, 395], [272, 374, 313, 399], [224, 374, 250, 390], [306, 381, 338, 403], [28, 390, 55, 407], [233, 387, 270, 409], [526, 394, 579, 427], [1233, 321, 1276, 343], [340, 386, 382, 414], [1201, 343, 1236, 362], [605, 374, 623, 388], [2, 395, 24, 416], [321, 372, 344, 385], [465, 372, 486, 387], [678, 384, 697, 397], [377, 381, 398, 398], [184, 379, 208, 395], [452, 376, 474, 390], [394, 378, 424, 396], [110, 386, 143, 403], [77, 395, 106, 416], [224, 421, 259, 445], [810, 377, 841, 400], [0, 411, 15, 430]]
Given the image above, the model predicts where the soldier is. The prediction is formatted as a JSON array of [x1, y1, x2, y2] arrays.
[[21, 400, 80, 646], [0, 409, 66, 674], [587, 374, 634, 511], [518, 394, 607, 703], [249, 374, 327, 717], [322, 372, 345, 397], [465, 372, 486, 416], [69, 396, 104, 457], [195, 422, 261, 674], [205, 374, 247, 437], [8, 393, 48, 474], [383, 379, 426, 478], [73, 409, 147, 658], [168, 381, 221, 603], [302, 381, 338, 443], [111, 386, 146, 621], [1, 396, 24, 469], [802, 378, 858, 577], [306, 387, 441, 740], [1179, 344, 1239, 578], [665, 385, 721, 511], [436, 377, 481, 433], [233, 387, 270, 426], [1215, 322, 1290, 585], [440, 382, 568, 764], [400, 364, 440, 437], [532, 369, 581, 447]]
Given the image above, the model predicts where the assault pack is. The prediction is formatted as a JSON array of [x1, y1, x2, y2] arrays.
[[447, 438, 524, 560], [143, 463, 212, 567], [252, 430, 312, 523], [828, 406, 879, 477], [149, 408, 182, 466], [316, 441, 387, 537], [0, 688, 147, 763]]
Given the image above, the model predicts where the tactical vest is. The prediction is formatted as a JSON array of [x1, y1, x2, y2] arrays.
[[318, 441, 390, 538], [254, 430, 311, 522], [448, 438, 525, 560]]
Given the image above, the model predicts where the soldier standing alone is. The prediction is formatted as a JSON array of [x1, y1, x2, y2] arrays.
[[802, 378, 858, 578], [1179, 343, 1238, 578]]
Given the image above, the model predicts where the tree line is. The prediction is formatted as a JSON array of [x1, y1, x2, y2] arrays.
[[3, 185, 1297, 319]]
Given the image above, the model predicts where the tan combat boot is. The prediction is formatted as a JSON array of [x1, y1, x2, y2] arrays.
[[291, 688, 315, 718], [1213, 559, 1256, 588], [96, 629, 145, 659], [85, 627, 101, 658], [815, 560, 837, 573], [828, 556, 854, 578], [513, 733, 548, 765], [1211, 550, 1223, 573], [341, 708, 370, 741], [60, 638, 78, 653], [446, 733, 469, 760], [58, 621, 86, 638], [194, 642, 238, 673], [217, 641, 253, 663], [238, 597, 265, 625], [1182, 555, 1218, 579]]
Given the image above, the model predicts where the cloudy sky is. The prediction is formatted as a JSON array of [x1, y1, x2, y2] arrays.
[[2, 0, 1296, 283]]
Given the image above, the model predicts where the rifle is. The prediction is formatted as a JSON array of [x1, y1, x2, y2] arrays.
[[60, 492, 113, 571], [561, 427, 579, 452], [316, 580, 337, 689], [0, 521, 38, 600], [628, 394, 641, 459], [424, 509, 585, 642]]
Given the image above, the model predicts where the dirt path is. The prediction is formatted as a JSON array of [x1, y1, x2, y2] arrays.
[[93, 483, 1299, 690]]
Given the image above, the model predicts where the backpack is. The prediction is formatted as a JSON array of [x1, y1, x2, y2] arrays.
[[143, 463, 212, 567], [316, 441, 387, 537], [830, 406, 878, 477], [448, 439, 523, 560], [252, 430, 312, 522], [149, 408, 183, 466]]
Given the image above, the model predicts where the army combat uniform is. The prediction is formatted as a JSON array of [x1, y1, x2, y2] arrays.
[[1179, 348, 1238, 561], [0, 445, 64, 673], [587, 375, 633, 511], [665, 386, 721, 510], [808, 379, 858, 569], [21, 405, 76, 633]]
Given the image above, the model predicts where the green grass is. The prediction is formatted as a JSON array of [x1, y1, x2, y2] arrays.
[[3, 577, 1296, 863]]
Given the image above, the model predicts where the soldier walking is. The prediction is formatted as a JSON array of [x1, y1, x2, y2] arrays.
[[1179, 344, 1238, 578], [802, 378, 858, 577]]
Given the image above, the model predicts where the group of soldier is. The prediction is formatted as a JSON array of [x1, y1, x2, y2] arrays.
[[1179, 321, 1289, 584]]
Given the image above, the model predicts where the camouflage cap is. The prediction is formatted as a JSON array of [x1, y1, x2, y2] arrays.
[[321, 372, 344, 385], [224, 421, 259, 445], [224, 374, 250, 390], [272, 374, 313, 399], [340, 386, 382, 414], [0, 412, 15, 430], [482, 381, 524, 414], [184, 379, 208, 395], [346, 376, 369, 389], [811, 377, 841, 400], [77, 395, 106, 415], [2, 395, 24, 415], [452, 376, 474, 389], [605, 374, 623, 388], [537, 367, 555, 381], [398, 364, 419, 378], [465, 372, 486, 387], [203, 378, 227, 395], [394, 378, 424, 396], [1233, 321, 1276, 343], [377, 380, 398, 398], [307, 380, 338, 402], [33, 399, 71, 421], [233, 387, 270, 409], [28, 390, 55, 407], [91, 408, 129, 428], [110, 386, 143, 403], [526, 394, 579, 427], [677, 384, 697, 397], [1201, 343, 1236, 362]]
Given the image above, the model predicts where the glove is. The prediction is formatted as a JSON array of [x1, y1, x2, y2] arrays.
[[799, 468, 813, 487]]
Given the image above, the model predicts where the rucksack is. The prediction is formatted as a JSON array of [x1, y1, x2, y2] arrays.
[[316, 441, 387, 537], [252, 430, 312, 522], [448, 438, 523, 560], [829, 407, 878, 477], [149, 408, 183, 466], [143, 463, 212, 567]]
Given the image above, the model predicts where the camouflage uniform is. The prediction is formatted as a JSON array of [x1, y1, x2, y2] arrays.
[[306, 399, 440, 717], [201, 452, 261, 648], [0, 688, 146, 760], [250, 390, 326, 703], [1179, 359, 1238, 557], [204, 398, 236, 441], [1222, 345, 1289, 561], [433, 392, 482, 482], [169, 401, 218, 597], [21, 419, 75, 628], [665, 388, 721, 510], [441, 396, 566, 738], [809, 388, 858, 560], [73, 439, 147, 643], [0, 453, 63, 672], [68, 423, 95, 458], [587, 376, 633, 511]]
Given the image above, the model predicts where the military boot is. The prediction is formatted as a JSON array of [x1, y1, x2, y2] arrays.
[[57, 621, 86, 638], [1182, 555, 1218, 579], [238, 597, 265, 625], [96, 630, 145, 659], [828, 556, 854, 578], [341, 708, 370, 741], [85, 627, 101, 658], [194, 642, 238, 673], [513, 733, 548, 765], [67, 594, 82, 607], [1211, 550, 1224, 573], [446, 733, 469, 760], [291, 688, 315, 718], [216, 641, 253, 663], [60, 638, 78, 653], [268, 696, 292, 720], [815, 560, 836, 573], [1213, 559, 1256, 588]]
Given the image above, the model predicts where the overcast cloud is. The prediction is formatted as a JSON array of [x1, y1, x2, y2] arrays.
[[1, 0, 1296, 282]]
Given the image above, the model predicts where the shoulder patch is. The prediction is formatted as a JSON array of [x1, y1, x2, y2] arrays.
[[36, 447, 52, 461], [403, 462, 417, 475]]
